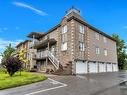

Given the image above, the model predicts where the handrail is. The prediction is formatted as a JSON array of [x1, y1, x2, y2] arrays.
[[47, 50, 59, 69], [34, 50, 60, 70]]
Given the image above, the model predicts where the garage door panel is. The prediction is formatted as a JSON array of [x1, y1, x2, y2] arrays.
[[76, 61, 87, 74], [99, 63, 106, 72], [107, 63, 112, 72], [89, 62, 98, 73], [113, 64, 118, 71]]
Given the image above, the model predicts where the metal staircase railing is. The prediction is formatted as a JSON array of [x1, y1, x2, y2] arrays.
[[47, 50, 59, 70]]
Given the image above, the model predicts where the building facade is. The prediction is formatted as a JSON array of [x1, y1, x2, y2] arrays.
[[26, 7, 118, 74], [16, 40, 36, 70]]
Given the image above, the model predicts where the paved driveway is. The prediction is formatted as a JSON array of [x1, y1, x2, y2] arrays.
[[0, 72, 127, 95]]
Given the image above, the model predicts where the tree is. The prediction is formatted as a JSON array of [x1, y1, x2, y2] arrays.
[[1, 44, 15, 68], [1, 44, 15, 58], [2, 56, 22, 76], [112, 34, 127, 69], [17, 49, 29, 69]]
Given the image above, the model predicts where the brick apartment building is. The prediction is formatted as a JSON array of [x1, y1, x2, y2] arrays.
[[17, 7, 118, 74]]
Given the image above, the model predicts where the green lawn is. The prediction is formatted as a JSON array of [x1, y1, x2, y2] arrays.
[[0, 71, 47, 90]]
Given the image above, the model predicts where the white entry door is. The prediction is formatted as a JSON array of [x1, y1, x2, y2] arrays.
[[99, 63, 106, 72], [107, 63, 112, 72], [76, 61, 87, 74], [89, 62, 98, 73]]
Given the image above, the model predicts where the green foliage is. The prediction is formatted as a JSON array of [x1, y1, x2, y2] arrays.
[[1, 44, 15, 59], [0, 44, 20, 76], [112, 34, 127, 69]]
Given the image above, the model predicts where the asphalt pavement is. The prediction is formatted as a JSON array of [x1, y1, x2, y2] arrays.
[[0, 72, 127, 95]]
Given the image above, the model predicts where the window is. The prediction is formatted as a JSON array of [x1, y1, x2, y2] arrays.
[[95, 33, 99, 40], [104, 49, 108, 56], [61, 34, 67, 43], [61, 28, 67, 51], [79, 25, 84, 34], [96, 47, 100, 54], [61, 42, 67, 51], [62, 25, 67, 34], [79, 42, 85, 51], [79, 33, 84, 42], [103, 37, 107, 43]]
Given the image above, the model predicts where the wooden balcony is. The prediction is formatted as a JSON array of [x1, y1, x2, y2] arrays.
[[33, 38, 57, 49], [33, 50, 48, 60]]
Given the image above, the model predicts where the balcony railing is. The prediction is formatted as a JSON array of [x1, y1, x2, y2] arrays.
[[33, 50, 59, 69], [33, 39, 57, 49], [34, 50, 48, 59]]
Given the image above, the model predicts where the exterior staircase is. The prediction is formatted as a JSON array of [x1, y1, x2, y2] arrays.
[[47, 51, 72, 75], [47, 50, 60, 70]]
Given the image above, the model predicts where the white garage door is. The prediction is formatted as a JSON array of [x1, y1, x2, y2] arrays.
[[113, 64, 118, 71], [107, 63, 112, 72], [99, 63, 106, 72], [89, 62, 98, 73], [76, 61, 87, 74]]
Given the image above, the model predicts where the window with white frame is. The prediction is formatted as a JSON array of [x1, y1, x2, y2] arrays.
[[95, 46, 100, 54], [61, 26, 67, 51], [95, 33, 99, 40], [61, 42, 67, 51], [79, 25, 84, 34], [103, 36, 107, 43], [104, 49, 108, 56], [79, 42, 85, 51], [62, 25, 67, 34]]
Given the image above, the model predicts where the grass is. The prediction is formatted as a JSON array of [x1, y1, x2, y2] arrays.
[[0, 71, 47, 90]]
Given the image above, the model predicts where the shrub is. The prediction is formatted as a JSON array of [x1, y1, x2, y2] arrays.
[[2, 57, 22, 76]]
